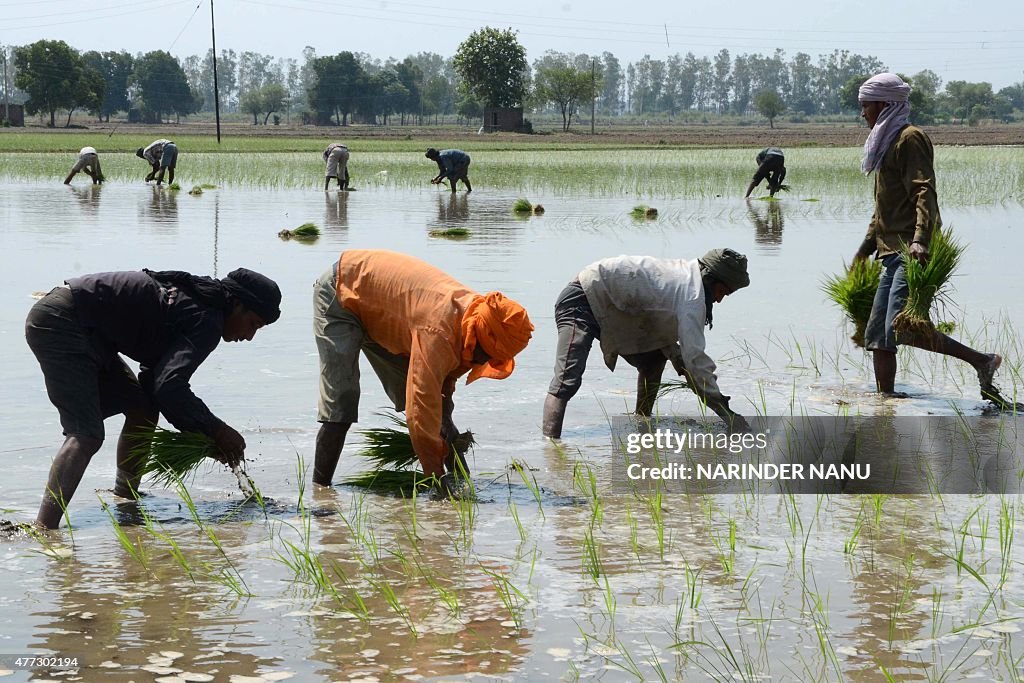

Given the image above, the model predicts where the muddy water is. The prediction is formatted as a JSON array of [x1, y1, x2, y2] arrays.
[[2, 180, 1024, 681]]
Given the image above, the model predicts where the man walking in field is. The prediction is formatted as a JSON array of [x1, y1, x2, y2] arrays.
[[426, 148, 472, 193], [312, 250, 533, 489], [324, 142, 350, 191], [542, 249, 752, 439], [136, 139, 178, 185], [851, 72, 1001, 399], [744, 147, 786, 198], [26, 267, 281, 528], [64, 146, 103, 185]]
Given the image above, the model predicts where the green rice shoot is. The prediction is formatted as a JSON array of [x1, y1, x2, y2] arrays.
[[168, 182, 182, 191], [279, 222, 321, 240], [128, 426, 217, 488], [631, 205, 658, 219], [822, 258, 882, 347], [429, 227, 471, 238], [513, 198, 533, 213], [199, 183, 218, 189], [188, 186, 203, 195], [893, 225, 964, 339], [342, 470, 438, 496]]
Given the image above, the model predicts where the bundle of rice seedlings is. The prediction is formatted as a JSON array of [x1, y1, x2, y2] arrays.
[[630, 205, 658, 219], [822, 258, 882, 347], [168, 182, 182, 191], [278, 222, 321, 240], [188, 186, 203, 195], [344, 413, 474, 493], [893, 226, 965, 339], [532, 204, 545, 215], [127, 426, 216, 488], [774, 184, 791, 193], [429, 227, 471, 238], [512, 198, 533, 213]]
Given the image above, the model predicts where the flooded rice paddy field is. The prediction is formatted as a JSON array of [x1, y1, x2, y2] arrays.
[[2, 147, 1024, 681]]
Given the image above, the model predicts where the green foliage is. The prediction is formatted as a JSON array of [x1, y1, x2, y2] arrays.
[[309, 52, 364, 125], [753, 90, 785, 128], [533, 52, 600, 131], [128, 426, 217, 488], [133, 51, 199, 122], [429, 227, 471, 238], [14, 40, 103, 128], [513, 198, 533, 213], [893, 226, 965, 338], [279, 222, 321, 240], [81, 50, 134, 121], [240, 83, 289, 125], [453, 27, 529, 108], [822, 258, 882, 347]]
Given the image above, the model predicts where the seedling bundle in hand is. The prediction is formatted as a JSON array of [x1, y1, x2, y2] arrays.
[[823, 258, 882, 348], [893, 226, 965, 339], [128, 425, 259, 496], [343, 412, 474, 494]]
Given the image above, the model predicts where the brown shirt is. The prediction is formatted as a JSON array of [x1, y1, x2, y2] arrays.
[[857, 125, 941, 258]]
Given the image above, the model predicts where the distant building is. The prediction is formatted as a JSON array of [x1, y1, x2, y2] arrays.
[[0, 103, 24, 127], [482, 107, 524, 133]]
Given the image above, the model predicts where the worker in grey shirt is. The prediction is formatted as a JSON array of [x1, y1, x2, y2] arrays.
[[542, 249, 751, 438], [136, 139, 178, 185]]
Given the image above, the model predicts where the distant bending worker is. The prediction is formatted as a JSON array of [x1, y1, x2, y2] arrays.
[[136, 138, 178, 186], [64, 146, 103, 185], [426, 148, 472, 193], [313, 250, 533, 489], [324, 142, 350, 191], [26, 267, 281, 528], [542, 250, 752, 439], [852, 72, 1001, 399], [744, 147, 786, 198]]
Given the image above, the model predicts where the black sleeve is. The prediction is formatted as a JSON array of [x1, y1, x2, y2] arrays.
[[142, 313, 226, 437]]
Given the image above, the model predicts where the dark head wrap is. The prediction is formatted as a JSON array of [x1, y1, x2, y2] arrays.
[[425, 148, 439, 159], [135, 147, 145, 159], [698, 248, 750, 291], [143, 268, 281, 324], [222, 268, 282, 324]]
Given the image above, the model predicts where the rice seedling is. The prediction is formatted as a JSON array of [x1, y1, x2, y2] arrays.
[[510, 459, 545, 518], [630, 205, 658, 219], [168, 182, 182, 191], [278, 222, 321, 240], [428, 227, 471, 238], [512, 198, 533, 213], [822, 258, 882, 347], [127, 426, 216, 487], [198, 183, 218, 189], [480, 565, 527, 629], [893, 225, 965, 339], [98, 495, 149, 570], [368, 575, 418, 636], [137, 502, 195, 582], [582, 522, 603, 581], [188, 186, 203, 195]]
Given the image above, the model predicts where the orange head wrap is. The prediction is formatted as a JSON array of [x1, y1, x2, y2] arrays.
[[461, 292, 534, 384]]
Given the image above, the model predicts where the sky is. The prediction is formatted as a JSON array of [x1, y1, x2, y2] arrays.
[[2, 0, 1023, 89]]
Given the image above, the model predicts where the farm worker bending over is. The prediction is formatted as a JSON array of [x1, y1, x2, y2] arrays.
[[136, 139, 178, 185], [323, 142, 350, 191], [542, 250, 751, 439], [744, 147, 786, 198], [313, 250, 534, 489], [851, 72, 1001, 399], [64, 146, 103, 185], [426, 148, 472, 193], [25, 267, 282, 528]]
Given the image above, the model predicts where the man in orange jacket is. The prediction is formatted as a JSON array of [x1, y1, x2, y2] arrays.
[[312, 250, 534, 489]]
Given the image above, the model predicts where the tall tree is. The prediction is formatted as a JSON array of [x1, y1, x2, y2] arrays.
[[13, 40, 94, 127], [754, 89, 785, 128], [599, 52, 622, 115], [788, 52, 815, 115], [133, 50, 199, 122], [533, 52, 600, 131], [712, 49, 731, 114], [453, 27, 529, 108], [81, 50, 134, 121], [308, 52, 365, 125]]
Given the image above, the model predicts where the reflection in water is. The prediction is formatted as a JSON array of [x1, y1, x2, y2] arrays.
[[746, 198, 785, 247], [144, 186, 179, 227], [324, 191, 349, 231], [68, 184, 102, 215], [436, 193, 470, 224]]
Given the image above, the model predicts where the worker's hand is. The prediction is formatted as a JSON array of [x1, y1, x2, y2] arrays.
[[909, 241, 929, 265], [212, 424, 246, 467]]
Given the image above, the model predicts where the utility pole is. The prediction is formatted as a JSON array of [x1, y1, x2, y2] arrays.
[[210, 0, 222, 143], [2, 46, 9, 125], [591, 58, 596, 135]]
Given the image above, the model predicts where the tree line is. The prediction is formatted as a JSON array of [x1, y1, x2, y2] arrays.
[[3, 28, 1023, 130]]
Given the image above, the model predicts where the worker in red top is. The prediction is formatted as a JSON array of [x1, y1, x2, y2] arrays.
[[312, 250, 534, 490]]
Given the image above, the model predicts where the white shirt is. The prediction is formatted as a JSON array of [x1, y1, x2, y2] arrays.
[[143, 139, 172, 165], [579, 255, 725, 403]]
